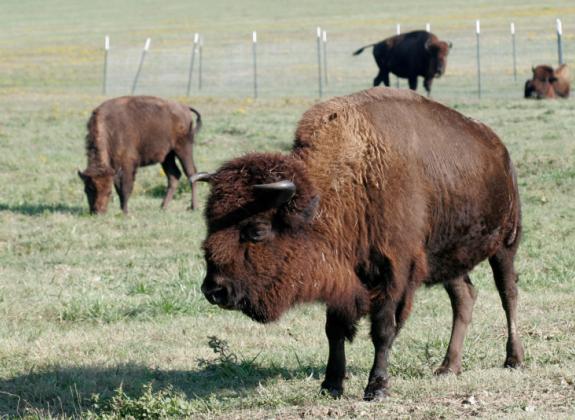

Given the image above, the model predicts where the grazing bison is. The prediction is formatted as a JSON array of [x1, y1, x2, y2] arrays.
[[195, 88, 523, 400], [353, 30, 452, 95], [78, 96, 202, 214], [524, 64, 571, 99]]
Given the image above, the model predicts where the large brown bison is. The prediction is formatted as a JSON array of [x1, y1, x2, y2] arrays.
[[353, 31, 452, 95], [78, 96, 202, 214], [195, 88, 523, 400], [524, 64, 570, 99]]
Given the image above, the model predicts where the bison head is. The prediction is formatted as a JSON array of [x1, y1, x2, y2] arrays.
[[425, 38, 452, 77], [527, 65, 557, 99], [199, 153, 320, 323], [78, 167, 114, 214]]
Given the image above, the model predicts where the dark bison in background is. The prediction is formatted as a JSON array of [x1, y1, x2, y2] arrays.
[[79, 96, 202, 214], [524, 64, 570, 99], [195, 88, 524, 400], [353, 30, 452, 96]]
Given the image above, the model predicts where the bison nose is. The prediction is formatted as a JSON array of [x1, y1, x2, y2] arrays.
[[202, 279, 233, 307]]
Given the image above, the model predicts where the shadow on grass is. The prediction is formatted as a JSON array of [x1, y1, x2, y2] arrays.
[[0, 202, 84, 216], [0, 361, 322, 417]]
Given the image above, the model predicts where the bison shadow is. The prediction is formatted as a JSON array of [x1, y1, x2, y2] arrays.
[[0, 202, 84, 216], [0, 361, 326, 417]]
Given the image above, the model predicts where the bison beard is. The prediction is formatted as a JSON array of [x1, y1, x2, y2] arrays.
[[198, 87, 524, 401]]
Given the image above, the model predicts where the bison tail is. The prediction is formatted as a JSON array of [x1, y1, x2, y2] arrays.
[[189, 107, 202, 136], [505, 160, 521, 248], [353, 44, 373, 56]]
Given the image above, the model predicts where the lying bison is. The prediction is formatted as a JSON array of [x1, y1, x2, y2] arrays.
[[195, 87, 523, 400], [353, 30, 452, 95], [524, 64, 570, 99], [78, 96, 202, 214]]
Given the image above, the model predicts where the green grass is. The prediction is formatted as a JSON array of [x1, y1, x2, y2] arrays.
[[1, 0, 575, 418]]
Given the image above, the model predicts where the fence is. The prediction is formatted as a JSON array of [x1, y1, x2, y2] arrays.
[[99, 16, 571, 100]]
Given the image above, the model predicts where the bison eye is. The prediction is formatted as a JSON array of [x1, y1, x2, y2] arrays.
[[240, 221, 272, 243]]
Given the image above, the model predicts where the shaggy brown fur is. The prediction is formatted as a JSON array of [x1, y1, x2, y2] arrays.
[[78, 96, 202, 214], [353, 31, 452, 96], [199, 87, 523, 401], [525, 64, 571, 99]]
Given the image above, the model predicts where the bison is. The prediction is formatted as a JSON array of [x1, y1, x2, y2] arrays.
[[78, 96, 202, 214], [524, 64, 570, 99], [353, 30, 452, 96], [195, 87, 523, 401]]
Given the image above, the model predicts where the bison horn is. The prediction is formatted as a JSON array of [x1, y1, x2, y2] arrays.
[[190, 172, 213, 183], [253, 180, 296, 207], [448, 41, 453, 49]]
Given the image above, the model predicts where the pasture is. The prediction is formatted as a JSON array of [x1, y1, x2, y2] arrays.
[[1, 0, 574, 418]]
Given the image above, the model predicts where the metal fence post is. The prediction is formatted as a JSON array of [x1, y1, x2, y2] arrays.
[[198, 35, 203, 91], [511, 22, 517, 82], [252, 31, 258, 99], [396, 23, 401, 88], [475, 20, 481, 99], [557, 18, 564, 65], [322, 30, 328, 87], [316, 26, 323, 98], [131, 38, 150, 95], [102, 35, 109, 95], [186, 33, 199, 96]]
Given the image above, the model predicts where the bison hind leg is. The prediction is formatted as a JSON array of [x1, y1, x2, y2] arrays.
[[161, 152, 182, 209], [489, 248, 524, 369], [435, 274, 477, 376]]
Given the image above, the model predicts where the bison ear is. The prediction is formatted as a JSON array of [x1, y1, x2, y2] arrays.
[[253, 180, 296, 208]]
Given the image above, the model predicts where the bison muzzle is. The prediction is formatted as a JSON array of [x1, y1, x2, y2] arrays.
[[196, 87, 524, 401]]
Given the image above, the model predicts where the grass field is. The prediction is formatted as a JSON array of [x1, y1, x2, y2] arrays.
[[1, 0, 575, 418]]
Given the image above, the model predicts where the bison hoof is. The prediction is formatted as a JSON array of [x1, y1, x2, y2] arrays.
[[504, 356, 523, 369], [434, 365, 461, 376], [320, 381, 343, 399], [363, 377, 389, 401], [504, 343, 524, 368]]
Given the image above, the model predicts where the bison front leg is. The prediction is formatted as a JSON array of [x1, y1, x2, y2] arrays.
[[320, 309, 350, 398], [114, 166, 135, 214], [364, 298, 397, 400], [435, 274, 477, 375]]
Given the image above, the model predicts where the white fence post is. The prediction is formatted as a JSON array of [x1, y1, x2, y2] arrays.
[[252, 31, 258, 99], [557, 18, 564, 65], [316, 26, 323, 98], [510, 22, 517, 82], [475, 20, 481, 98], [322, 30, 328, 87], [102, 35, 109, 95], [396, 23, 401, 88], [186, 33, 199, 96], [131, 37, 150, 95]]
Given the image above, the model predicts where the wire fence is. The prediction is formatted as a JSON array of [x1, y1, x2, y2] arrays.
[[98, 17, 572, 100]]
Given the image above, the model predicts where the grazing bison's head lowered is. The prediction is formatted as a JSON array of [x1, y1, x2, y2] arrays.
[[200, 153, 320, 323], [425, 38, 452, 77], [78, 167, 114, 214]]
